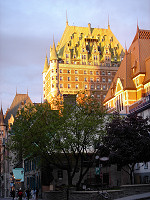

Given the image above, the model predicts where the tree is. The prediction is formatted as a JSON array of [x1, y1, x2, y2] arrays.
[[10, 94, 106, 189], [103, 112, 150, 184]]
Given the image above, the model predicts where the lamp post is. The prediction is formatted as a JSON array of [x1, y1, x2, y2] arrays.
[[95, 155, 109, 190]]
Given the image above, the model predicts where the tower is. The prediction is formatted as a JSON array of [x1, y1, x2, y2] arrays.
[[49, 38, 59, 99]]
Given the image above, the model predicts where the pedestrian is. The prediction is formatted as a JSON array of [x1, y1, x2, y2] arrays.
[[26, 188, 31, 200], [18, 189, 23, 200], [35, 187, 39, 200], [31, 188, 34, 199], [11, 188, 15, 200]]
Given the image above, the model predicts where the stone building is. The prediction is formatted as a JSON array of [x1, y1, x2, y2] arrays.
[[43, 19, 124, 105], [0, 106, 8, 197], [103, 25, 150, 114], [0, 92, 33, 197]]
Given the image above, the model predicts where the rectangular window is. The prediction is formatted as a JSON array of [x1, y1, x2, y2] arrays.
[[84, 77, 87, 82], [60, 69, 62, 73], [75, 77, 78, 81], [85, 85, 87, 89], [144, 162, 148, 169], [68, 84, 71, 89], [97, 85, 100, 89], [108, 78, 111, 83], [91, 85, 94, 89], [60, 76, 62, 81], [96, 71, 99, 75], [68, 77, 70, 81], [68, 70, 70, 73], [96, 78, 99, 82], [76, 84, 79, 89], [75, 70, 78, 74], [66, 54, 69, 58], [102, 78, 106, 82], [97, 94, 100, 98], [90, 71, 93, 75], [60, 84, 63, 88], [90, 78, 93, 82], [84, 70, 87, 74], [103, 85, 106, 90], [102, 71, 105, 75], [136, 163, 140, 170]]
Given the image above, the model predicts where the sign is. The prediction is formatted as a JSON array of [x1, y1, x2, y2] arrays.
[[95, 167, 100, 175]]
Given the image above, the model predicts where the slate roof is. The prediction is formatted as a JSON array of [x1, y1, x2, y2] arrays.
[[4, 93, 33, 125], [0, 106, 5, 126]]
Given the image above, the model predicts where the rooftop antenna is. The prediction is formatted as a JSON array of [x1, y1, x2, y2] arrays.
[[108, 14, 110, 29], [66, 10, 68, 26]]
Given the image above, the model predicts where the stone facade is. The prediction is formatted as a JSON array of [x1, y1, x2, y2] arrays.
[[43, 20, 124, 105]]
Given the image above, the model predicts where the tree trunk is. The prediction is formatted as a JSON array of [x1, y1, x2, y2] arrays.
[[67, 170, 72, 187]]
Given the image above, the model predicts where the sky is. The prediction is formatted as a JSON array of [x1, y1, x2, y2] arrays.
[[0, 0, 150, 114]]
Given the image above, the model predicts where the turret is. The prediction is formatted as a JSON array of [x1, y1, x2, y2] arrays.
[[43, 52, 49, 74], [49, 38, 59, 98], [43, 53, 49, 101]]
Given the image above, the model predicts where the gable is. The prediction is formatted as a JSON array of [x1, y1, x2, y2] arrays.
[[115, 78, 123, 94]]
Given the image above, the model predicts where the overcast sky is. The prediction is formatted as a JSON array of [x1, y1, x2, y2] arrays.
[[0, 0, 150, 114]]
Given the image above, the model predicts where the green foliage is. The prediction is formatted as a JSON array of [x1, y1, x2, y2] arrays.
[[10, 94, 106, 187], [103, 112, 150, 184]]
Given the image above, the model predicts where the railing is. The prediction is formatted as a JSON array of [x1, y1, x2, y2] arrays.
[[129, 94, 150, 114]]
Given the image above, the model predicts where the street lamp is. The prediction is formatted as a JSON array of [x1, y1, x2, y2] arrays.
[[95, 155, 109, 190]]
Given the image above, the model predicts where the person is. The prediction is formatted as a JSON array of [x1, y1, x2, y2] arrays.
[[35, 187, 39, 200], [31, 188, 34, 199], [26, 188, 31, 200], [18, 189, 23, 200], [11, 188, 15, 200]]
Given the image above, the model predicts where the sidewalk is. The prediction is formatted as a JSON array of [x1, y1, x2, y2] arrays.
[[114, 192, 150, 200]]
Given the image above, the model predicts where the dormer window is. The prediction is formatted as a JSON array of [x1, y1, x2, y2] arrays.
[[83, 48, 84, 52]]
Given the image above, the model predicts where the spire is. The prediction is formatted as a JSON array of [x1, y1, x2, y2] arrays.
[[43, 52, 49, 73], [50, 36, 57, 61], [125, 41, 128, 55], [66, 10, 68, 26], [108, 15, 110, 29], [0, 104, 5, 126], [137, 19, 139, 33]]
